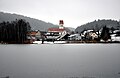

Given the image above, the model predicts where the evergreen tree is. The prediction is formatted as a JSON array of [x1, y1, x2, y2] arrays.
[[100, 26, 111, 41], [0, 19, 31, 43]]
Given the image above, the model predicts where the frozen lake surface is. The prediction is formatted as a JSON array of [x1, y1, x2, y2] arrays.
[[0, 44, 120, 78]]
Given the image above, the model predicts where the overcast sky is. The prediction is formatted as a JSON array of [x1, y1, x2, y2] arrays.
[[0, 0, 120, 28]]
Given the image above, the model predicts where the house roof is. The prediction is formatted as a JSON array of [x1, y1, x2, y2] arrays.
[[48, 28, 65, 32], [27, 31, 37, 35]]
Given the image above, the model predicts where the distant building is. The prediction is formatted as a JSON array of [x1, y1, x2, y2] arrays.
[[89, 32, 98, 40], [111, 30, 120, 42], [48, 20, 65, 34], [46, 20, 68, 40], [81, 30, 98, 40], [48, 28, 65, 35], [27, 30, 41, 41], [68, 34, 81, 40]]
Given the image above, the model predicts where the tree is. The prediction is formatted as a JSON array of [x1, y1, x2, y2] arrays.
[[0, 19, 31, 44], [100, 26, 111, 41], [15, 19, 31, 43]]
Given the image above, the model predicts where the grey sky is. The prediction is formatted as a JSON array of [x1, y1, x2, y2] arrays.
[[0, 0, 120, 28]]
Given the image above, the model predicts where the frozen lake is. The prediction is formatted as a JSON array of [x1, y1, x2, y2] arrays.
[[0, 44, 120, 78]]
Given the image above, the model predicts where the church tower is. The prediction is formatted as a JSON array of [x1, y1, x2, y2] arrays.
[[59, 20, 64, 29]]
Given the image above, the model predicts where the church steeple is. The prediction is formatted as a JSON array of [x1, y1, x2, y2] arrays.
[[59, 20, 64, 29]]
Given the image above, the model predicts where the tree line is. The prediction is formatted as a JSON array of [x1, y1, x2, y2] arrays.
[[0, 19, 31, 44]]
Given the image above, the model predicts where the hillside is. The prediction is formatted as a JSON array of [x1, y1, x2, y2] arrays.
[[75, 19, 120, 33], [0, 12, 59, 31]]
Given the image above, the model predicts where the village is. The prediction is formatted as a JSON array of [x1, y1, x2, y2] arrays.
[[27, 20, 120, 44]]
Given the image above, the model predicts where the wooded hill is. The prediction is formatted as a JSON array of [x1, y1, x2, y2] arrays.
[[75, 19, 120, 33], [0, 12, 58, 31]]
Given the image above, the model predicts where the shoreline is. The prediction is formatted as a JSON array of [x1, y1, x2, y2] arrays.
[[0, 40, 120, 44]]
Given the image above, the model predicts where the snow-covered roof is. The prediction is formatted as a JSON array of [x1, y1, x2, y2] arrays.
[[113, 30, 120, 33], [68, 34, 80, 37]]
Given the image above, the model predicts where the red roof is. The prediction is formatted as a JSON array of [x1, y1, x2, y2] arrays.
[[27, 31, 37, 35], [48, 28, 65, 32]]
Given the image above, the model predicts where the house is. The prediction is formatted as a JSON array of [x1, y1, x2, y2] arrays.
[[81, 30, 98, 40], [111, 30, 120, 42], [27, 30, 41, 41], [89, 32, 98, 40], [68, 34, 81, 40]]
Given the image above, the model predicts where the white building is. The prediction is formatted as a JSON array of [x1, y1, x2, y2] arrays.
[[68, 34, 81, 40]]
